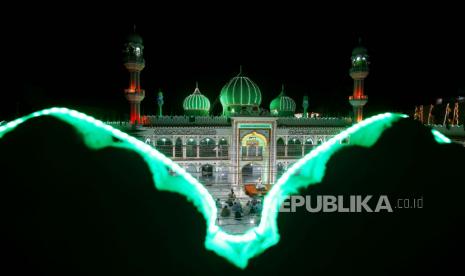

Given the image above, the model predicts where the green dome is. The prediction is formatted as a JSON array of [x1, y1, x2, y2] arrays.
[[126, 32, 143, 45], [183, 86, 210, 116], [220, 71, 262, 116], [352, 45, 367, 56], [270, 86, 296, 117]]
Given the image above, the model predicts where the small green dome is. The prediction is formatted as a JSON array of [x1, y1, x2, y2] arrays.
[[126, 32, 143, 45], [220, 70, 262, 116], [352, 45, 367, 56], [183, 85, 210, 116], [270, 85, 296, 117]]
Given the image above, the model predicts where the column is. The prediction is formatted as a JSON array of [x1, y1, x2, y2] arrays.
[[284, 135, 288, 158], [182, 136, 187, 159], [215, 136, 219, 159], [196, 135, 200, 158], [172, 135, 176, 158]]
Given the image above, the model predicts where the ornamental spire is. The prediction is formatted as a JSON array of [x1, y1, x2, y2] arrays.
[[194, 81, 201, 94]]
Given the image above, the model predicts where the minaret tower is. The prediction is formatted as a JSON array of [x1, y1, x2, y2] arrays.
[[157, 90, 164, 117], [123, 27, 145, 124], [349, 39, 369, 123], [302, 95, 309, 118]]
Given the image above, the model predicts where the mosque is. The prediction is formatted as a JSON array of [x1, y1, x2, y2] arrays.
[[113, 31, 371, 199]]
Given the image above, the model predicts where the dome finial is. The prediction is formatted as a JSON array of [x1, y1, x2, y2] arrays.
[[239, 65, 243, 75], [133, 24, 136, 33], [194, 82, 201, 94], [281, 84, 285, 95]]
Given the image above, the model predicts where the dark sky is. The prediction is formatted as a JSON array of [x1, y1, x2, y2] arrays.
[[5, 5, 465, 120]]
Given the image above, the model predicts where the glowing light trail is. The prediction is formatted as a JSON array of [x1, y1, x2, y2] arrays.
[[0, 108, 450, 268]]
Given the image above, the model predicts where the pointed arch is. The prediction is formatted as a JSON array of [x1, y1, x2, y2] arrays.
[[175, 137, 183, 157], [277, 137, 285, 157]]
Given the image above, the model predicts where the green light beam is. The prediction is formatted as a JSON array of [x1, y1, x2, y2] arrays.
[[0, 108, 450, 268]]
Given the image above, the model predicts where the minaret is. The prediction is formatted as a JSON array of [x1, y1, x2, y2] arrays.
[[123, 27, 145, 124], [157, 90, 164, 116], [349, 39, 369, 123], [302, 95, 309, 118]]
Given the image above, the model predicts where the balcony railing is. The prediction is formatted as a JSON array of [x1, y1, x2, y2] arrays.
[[123, 56, 145, 65], [350, 65, 369, 73], [349, 95, 368, 100]]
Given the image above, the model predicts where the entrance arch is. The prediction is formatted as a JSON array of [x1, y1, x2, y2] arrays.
[[241, 163, 263, 184], [241, 131, 267, 161]]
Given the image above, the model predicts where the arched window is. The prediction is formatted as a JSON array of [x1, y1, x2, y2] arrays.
[[174, 138, 183, 158], [277, 138, 285, 157], [199, 137, 216, 158], [156, 138, 173, 157], [242, 163, 262, 184], [304, 138, 314, 154], [186, 138, 197, 158], [200, 164, 214, 185], [219, 138, 228, 158], [288, 138, 302, 157]]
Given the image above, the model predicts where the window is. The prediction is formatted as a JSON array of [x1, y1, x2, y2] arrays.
[[199, 138, 216, 158], [186, 138, 197, 158], [219, 138, 228, 158], [156, 138, 173, 157], [174, 138, 183, 157], [200, 164, 214, 185], [288, 138, 302, 157], [277, 138, 285, 157], [304, 138, 314, 154]]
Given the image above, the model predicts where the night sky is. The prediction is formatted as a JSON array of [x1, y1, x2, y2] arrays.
[[6, 6, 465, 121]]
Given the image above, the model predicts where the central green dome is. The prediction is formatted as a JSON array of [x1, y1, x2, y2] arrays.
[[220, 70, 262, 116], [183, 84, 210, 116]]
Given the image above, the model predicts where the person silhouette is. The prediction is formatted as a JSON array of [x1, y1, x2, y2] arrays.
[[255, 177, 265, 191]]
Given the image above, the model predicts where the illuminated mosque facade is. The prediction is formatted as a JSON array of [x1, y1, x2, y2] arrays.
[[116, 31, 371, 198]]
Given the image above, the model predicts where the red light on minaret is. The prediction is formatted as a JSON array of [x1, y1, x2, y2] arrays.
[[129, 84, 135, 93]]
